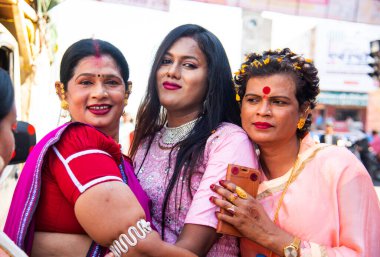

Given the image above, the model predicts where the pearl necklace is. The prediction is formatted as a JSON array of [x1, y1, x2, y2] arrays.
[[159, 118, 198, 149]]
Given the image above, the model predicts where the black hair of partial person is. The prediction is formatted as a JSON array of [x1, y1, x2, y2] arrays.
[[0, 68, 14, 122], [234, 48, 320, 138], [373, 130, 378, 136], [60, 38, 129, 89], [130, 24, 241, 239]]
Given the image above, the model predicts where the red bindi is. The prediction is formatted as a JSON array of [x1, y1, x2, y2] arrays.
[[263, 86, 271, 95]]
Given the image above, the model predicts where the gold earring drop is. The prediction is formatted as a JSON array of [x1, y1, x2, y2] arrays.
[[297, 118, 306, 130], [297, 106, 310, 129], [55, 81, 69, 118], [124, 81, 132, 106], [235, 87, 241, 102]]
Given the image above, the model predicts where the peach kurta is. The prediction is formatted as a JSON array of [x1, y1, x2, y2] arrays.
[[241, 134, 380, 257]]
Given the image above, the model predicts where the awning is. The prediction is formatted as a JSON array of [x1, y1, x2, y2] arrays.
[[317, 91, 368, 107], [0, 0, 37, 82]]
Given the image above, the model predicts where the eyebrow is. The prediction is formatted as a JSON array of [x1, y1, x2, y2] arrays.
[[75, 73, 122, 80], [244, 93, 292, 100], [164, 52, 199, 62]]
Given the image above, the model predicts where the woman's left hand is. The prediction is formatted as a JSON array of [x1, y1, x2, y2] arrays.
[[210, 180, 293, 255]]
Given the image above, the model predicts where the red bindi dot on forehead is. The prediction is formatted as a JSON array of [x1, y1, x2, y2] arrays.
[[263, 86, 271, 95]]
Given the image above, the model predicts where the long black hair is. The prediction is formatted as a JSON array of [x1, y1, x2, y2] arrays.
[[60, 38, 129, 90], [0, 68, 14, 122], [130, 24, 240, 238]]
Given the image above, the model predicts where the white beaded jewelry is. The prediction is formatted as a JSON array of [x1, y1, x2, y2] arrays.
[[109, 219, 153, 257]]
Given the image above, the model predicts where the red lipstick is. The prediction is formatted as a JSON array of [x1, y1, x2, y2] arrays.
[[253, 122, 273, 129], [163, 81, 181, 90], [87, 104, 112, 115]]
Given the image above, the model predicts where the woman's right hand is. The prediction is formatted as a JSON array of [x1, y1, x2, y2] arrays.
[[211, 180, 293, 256]]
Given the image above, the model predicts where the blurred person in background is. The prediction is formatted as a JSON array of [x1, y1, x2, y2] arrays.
[[319, 123, 338, 145], [370, 130, 380, 162], [119, 112, 135, 155], [129, 24, 258, 256], [4, 39, 197, 257], [0, 68, 27, 257], [211, 48, 380, 257]]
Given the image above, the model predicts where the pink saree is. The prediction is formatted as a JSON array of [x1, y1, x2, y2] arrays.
[[242, 134, 380, 257]]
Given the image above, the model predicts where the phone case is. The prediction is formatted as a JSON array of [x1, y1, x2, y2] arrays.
[[216, 164, 260, 237]]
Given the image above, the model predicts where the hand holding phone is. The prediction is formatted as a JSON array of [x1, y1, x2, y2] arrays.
[[216, 164, 260, 237]]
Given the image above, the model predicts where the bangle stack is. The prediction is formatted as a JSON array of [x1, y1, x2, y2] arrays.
[[109, 219, 153, 257]]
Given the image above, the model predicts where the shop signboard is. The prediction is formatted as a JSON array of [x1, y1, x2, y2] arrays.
[[314, 21, 380, 93], [318, 91, 368, 107]]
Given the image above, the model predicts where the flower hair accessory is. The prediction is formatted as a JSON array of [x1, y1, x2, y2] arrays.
[[232, 48, 312, 102]]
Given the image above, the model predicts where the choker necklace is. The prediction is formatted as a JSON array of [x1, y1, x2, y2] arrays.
[[159, 118, 198, 149]]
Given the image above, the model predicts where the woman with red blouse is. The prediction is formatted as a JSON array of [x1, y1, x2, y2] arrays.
[[4, 39, 196, 257]]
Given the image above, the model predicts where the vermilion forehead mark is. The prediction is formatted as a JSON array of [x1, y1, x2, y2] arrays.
[[93, 41, 102, 67], [263, 86, 271, 95]]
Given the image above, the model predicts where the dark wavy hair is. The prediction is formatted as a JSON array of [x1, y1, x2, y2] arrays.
[[0, 68, 14, 122], [60, 38, 129, 90], [234, 48, 320, 138], [130, 24, 240, 238]]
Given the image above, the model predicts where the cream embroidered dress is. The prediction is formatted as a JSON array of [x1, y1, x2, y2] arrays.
[[134, 122, 259, 257]]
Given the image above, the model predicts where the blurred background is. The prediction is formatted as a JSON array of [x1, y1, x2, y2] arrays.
[[1, 0, 380, 226]]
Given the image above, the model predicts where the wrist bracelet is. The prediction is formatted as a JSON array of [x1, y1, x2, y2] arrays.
[[109, 219, 153, 257]]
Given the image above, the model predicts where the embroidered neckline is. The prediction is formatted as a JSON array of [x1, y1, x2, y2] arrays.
[[158, 118, 198, 149]]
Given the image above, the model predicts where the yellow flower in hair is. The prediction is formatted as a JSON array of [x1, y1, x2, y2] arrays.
[[277, 57, 283, 63], [293, 64, 302, 70], [242, 64, 248, 69], [263, 57, 270, 65], [234, 70, 241, 76], [252, 60, 262, 68], [305, 58, 312, 63]]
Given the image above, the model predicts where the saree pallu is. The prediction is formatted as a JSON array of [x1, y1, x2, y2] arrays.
[[241, 134, 380, 257], [4, 122, 152, 256]]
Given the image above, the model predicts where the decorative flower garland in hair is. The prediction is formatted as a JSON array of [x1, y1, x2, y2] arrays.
[[233, 48, 313, 102]]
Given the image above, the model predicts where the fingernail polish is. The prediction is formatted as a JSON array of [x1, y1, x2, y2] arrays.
[[209, 196, 214, 202], [210, 184, 216, 190], [219, 180, 225, 186]]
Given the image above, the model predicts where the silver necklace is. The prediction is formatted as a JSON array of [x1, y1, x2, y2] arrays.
[[159, 118, 198, 148]]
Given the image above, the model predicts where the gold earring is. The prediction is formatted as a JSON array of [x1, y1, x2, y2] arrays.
[[124, 81, 132, 106], [235, 87, 241, 102], [61, 100, 69, 110], [55, 81, 69, 118], [297, 117, 306, 130]]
